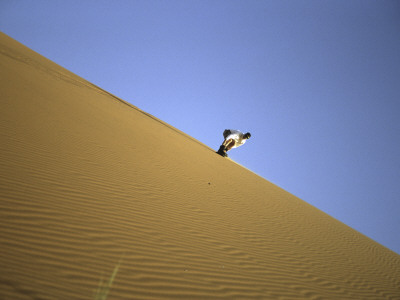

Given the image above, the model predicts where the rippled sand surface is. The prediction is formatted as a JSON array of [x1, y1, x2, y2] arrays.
[[1, 32, 399, 299]]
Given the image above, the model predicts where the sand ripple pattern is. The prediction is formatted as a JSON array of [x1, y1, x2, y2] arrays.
[[1, 32, 400, 299]]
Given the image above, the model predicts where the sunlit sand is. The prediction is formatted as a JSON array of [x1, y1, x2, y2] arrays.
[[1, 32, 399, 299]]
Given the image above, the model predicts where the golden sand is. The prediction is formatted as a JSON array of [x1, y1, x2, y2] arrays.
[[1, 32, 399, 299]]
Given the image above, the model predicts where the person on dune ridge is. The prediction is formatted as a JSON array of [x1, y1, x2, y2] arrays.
[[217, 129, 251, 157]]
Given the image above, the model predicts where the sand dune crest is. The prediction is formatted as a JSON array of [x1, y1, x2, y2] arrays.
[[1, 32, 399, 299]]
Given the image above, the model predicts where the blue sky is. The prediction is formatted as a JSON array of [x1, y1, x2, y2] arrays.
[[1, 0, 399, 254]]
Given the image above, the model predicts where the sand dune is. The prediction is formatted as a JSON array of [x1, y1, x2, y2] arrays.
[[1, 32, 399, 299]]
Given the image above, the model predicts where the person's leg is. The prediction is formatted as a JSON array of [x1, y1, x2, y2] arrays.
[[224, 139, 235, 151], [222, 138, 231, 147], [217, 139, 230, 157], [217, 144, 227, 156]]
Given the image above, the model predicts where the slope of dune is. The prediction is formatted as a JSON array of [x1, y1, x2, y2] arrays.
[[1, 32, 399, 299]]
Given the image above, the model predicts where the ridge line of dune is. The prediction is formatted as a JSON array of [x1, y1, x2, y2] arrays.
[[1, 32, 400, 299]]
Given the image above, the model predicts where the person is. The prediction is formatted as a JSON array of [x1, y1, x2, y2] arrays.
[[217, 129, 251, 157]]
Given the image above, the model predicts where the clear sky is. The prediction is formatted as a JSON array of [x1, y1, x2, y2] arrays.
[[1, 0, 399, 255]]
